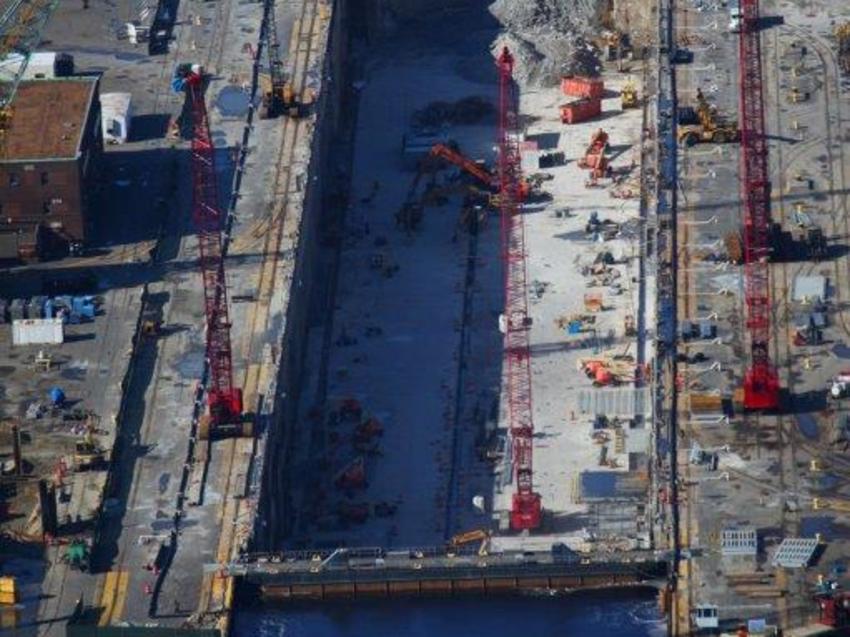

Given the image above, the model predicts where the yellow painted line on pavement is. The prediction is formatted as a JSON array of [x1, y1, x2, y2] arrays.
[[98, 570, 129, 626], [111, 571, 130, 624], [98, 571, 118, 626]]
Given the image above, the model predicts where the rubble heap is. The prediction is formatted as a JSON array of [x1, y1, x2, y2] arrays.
[[489, 0, 603, 86]]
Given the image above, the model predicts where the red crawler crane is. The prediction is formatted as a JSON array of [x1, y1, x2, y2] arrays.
[[176, 65, 244, 438], [496, 47, 542, 530], [739, 0, 780, 410]]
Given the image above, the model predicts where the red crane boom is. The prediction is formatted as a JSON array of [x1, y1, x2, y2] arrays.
[[496, 47, 542, 530], [739, 0, 779, 410], [181, 68, 244, 435]]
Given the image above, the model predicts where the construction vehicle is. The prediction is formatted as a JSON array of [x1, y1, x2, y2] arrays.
[[624, 314, 637, 337], [724, 231, 744, 264], [63, 539, 90, 571], [430, 143, 495, 188], [678, 88, 739, 146], [813, 497, 850, 513], [173, 65, 246, 439], [816, 589, 850, 627], [621, 82, 639, 109], [836, 22, 850, 74], [334, 456, 366, 490], [72, 415, 105, 471], [259, 2, 301, 118], [449, 529, 490, 555], [577, 128, 611, 182], [829, 372, 850, 399]]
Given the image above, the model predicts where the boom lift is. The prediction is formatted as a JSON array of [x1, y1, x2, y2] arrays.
[[173, 64, 247, 439]]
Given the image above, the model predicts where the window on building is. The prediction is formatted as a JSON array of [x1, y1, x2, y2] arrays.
[[40, 172, 49, 185], [9, 174, 20, 187]]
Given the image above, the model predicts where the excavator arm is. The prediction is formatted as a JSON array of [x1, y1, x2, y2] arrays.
[[430, 143, 495, 188]]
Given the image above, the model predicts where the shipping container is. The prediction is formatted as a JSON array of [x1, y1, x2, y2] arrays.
[[560, 98, 602, 124], [12, 318, 64, 346], [561, 75, 605, 100]]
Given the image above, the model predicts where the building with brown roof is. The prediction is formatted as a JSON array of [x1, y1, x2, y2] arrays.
[[0, 77, 102, 260]]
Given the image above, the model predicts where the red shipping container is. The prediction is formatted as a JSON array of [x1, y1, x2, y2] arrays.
[[560, 98, 602, 124], [561, 75, 605, 100]]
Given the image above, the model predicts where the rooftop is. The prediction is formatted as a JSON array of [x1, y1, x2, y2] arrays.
[[1, 78, 98, 162]]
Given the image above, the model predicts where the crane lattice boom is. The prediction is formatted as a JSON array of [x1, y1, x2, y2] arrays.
[[497, 47, 542, 531], [739, 0, 779, 409], [184, 71, 243, 429]]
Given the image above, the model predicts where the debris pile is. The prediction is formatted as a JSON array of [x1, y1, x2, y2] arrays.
[[489, 0, 602, 86], [412, 96, 495, 128]]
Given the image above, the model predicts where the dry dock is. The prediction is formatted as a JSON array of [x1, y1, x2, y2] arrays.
[[0, 0, 682, 634]]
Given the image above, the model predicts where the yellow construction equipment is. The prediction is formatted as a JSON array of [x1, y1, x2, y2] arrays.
[[449, 529, 490, 555], [621, 82, 639, 109], [678, 88, 739, 146], [836, 22, 850, 74], [258, 3, 304, 118], [72, 414, 105, 471], [812, 497, 850, 513]]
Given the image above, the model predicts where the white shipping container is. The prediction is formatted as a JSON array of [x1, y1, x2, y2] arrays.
[[12, 318, 64, 346]]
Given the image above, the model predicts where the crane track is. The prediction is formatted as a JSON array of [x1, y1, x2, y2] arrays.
[[197, 0, 325, 619]]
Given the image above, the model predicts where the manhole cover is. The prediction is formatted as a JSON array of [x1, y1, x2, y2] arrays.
[[217, 85, 250, 117]]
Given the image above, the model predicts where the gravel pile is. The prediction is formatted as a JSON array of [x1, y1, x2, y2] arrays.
[[489, 0, 603, 86]]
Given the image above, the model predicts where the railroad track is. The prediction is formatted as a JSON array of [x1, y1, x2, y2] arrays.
[[195, 0, 327, 623]]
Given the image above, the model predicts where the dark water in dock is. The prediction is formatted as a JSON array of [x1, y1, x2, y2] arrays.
[[233, 588, 666, 637]]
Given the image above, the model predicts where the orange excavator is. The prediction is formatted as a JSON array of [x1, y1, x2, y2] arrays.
[[430, 143, 531, 199], [430, 143, 495, 188]]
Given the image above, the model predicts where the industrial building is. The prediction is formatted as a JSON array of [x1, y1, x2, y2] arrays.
[[0, 77, 102, 260]]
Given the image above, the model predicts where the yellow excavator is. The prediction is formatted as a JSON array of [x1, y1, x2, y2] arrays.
[[678, 88, 739, 146]]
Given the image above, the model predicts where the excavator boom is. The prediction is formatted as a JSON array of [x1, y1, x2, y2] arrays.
[[430, 143, 495, 188]]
